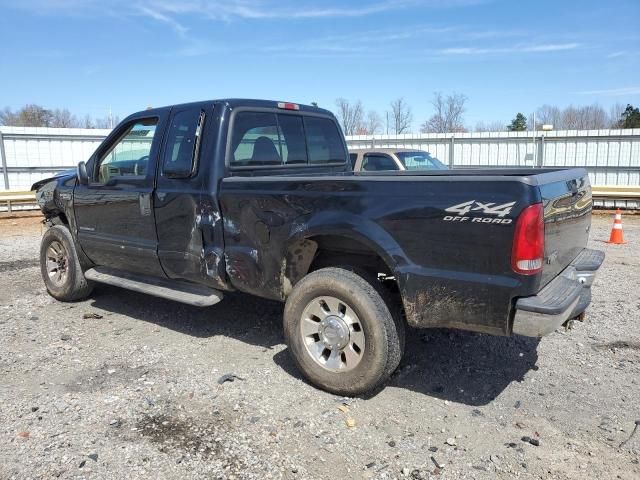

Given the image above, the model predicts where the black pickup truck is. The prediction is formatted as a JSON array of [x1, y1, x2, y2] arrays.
[[33, 99, 604, 395]]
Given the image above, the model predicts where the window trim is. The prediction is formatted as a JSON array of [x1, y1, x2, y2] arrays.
[[225, 107, 348, 171], [91, 116, 159, 186], [349, 152, 359, 170], [277, 112, 308, 165], [161, 109, 206, 179]]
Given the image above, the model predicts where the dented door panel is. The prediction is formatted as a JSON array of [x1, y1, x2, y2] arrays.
[[154, 102, 230, 290]]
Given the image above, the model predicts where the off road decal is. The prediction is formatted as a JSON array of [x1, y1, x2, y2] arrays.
[[443, 200, 515, 224]]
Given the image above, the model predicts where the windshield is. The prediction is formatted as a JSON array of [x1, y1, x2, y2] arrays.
[[396, 151, 447, 170]]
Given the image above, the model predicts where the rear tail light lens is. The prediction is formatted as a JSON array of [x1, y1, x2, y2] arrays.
[[512, 203, 544, 275]]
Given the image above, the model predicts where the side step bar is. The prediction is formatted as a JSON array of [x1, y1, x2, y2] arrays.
[[84, 267, 223, 307]]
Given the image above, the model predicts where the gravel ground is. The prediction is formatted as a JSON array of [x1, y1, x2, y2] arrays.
[[1, 213, 639, 480]]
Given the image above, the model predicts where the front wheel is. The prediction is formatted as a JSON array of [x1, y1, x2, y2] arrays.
[[40, 225, 94, 302], [283, 267, 404, 396]]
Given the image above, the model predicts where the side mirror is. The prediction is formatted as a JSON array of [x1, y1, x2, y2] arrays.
[[77, 161, 89, 185]]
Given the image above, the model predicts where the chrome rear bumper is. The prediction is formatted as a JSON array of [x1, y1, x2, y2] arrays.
[[512, 248, 604, 338]]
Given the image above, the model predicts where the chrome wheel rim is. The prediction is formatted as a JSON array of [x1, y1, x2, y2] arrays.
[[300, 296, 366, 372], [46, 240, 69, 286]]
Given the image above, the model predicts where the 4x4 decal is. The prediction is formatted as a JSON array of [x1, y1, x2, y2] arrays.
[[443, 200, 515, 224]]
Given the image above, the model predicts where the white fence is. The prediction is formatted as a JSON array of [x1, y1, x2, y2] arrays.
[[1, 126, 639, 196], [347, 129, 640, 189], [0, 126, 111, 190]]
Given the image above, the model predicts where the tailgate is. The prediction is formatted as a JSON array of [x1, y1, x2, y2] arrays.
[[538, 169, 592, 287]]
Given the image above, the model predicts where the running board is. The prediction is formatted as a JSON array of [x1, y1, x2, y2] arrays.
[[84, 267, 223, 307]]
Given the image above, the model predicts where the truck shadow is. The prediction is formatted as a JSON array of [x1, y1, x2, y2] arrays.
[[90, 286, 540, 407], [273, 329, 540, 406], [392, 329, 539, 406], [89, 286, 286, 346]]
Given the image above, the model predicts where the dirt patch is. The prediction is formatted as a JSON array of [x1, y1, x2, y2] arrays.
[[0, 259, 39, 273], [0, 215, 43, 238], [595, 340, 640, 351], [135, 412, 230, 461], [64, 363, 155, 393]]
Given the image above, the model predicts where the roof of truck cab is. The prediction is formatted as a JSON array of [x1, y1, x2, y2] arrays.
[[132, 99, 335, 117], [348, 148, 428, 154]]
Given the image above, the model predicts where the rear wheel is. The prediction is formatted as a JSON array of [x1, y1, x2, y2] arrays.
[[283, 267, 404, 395], [40, 225, 93, 302]]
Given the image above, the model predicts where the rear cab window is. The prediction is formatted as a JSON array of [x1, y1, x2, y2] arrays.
[[229, 110, 346, 169]]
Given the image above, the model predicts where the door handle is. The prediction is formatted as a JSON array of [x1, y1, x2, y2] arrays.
[[139, 193, 151, 216]]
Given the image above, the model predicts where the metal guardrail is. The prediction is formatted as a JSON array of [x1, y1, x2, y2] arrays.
[[592, 186, 640, 201], [0, 190, 36, 214]]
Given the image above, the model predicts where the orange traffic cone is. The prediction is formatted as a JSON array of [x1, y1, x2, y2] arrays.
[[607, 208, 626, 244]]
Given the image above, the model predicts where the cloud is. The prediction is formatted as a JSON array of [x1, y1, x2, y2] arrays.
[[575, 86, 640, 96], [258, 25, 528, 57], [322, 25, 460, 44], [148, 0, 489, 20], [438, 42, 580, 55], [136, 5, 188, 36], [524, 43, 580, 52], [5, 0, 474, 22], [607, 51, 626, 58]]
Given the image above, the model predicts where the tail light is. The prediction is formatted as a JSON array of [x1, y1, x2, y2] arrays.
[[277, 102, 300, 110], [512, 203, 544, 275]]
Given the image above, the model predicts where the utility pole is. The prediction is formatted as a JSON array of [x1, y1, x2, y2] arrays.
[[531, 111, 536, 168]]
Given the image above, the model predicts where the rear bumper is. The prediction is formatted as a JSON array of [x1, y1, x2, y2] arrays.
[[512, 248, 604, 337]]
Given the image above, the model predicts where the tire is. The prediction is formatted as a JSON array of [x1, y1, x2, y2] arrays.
[[283, 267, 404, 396], [40, 225, 94, 302]]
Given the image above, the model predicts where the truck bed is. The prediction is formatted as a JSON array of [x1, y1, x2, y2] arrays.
[[220, 167, 591, 335]]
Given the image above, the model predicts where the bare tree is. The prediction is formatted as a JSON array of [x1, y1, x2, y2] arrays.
[[362, 111, 382, 134], [560, 106, 580, 129], [0, 107, 19, 126], [474, 120, 506, 132], [94, 115, 120, 129], [558, 104, 608, 129], [1, 104, 120, 129], [21, 104, 53, 127], [388, 98, 413, 134], [609, 103, 627, 128], [0, 104, 54, 127], [334, 98, 364, 136], [50, 108, 79, 128], [581, 104, 608, 129], [535, 104, 562, 129], [82, 115, 94, 129], [421, 92, 467, 133]]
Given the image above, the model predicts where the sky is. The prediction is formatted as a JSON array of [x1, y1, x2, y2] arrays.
[[0, 0, 638, 131]]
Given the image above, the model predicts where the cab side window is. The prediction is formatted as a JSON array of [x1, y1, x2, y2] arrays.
[[361, 154, 399, 171], [163, 109, 205, 178], [96, 119, 157, 183]]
